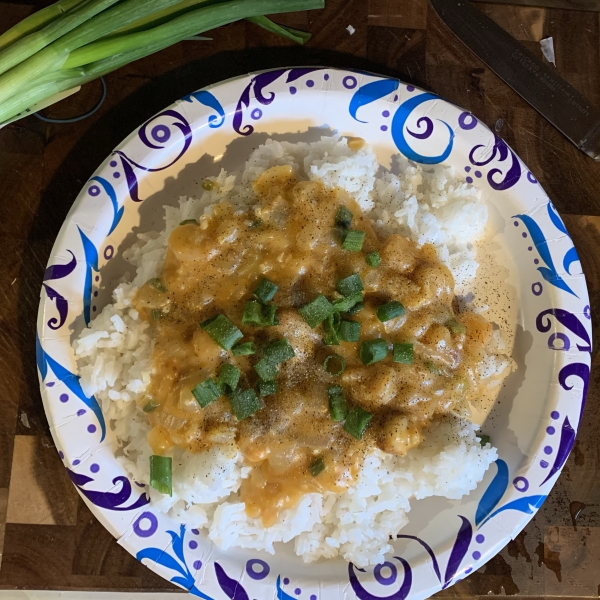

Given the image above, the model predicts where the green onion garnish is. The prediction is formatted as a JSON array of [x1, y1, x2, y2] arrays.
[[344, 407, 373, 440], [359, 339, 388, 365], [339, 320, 360, 342], [248, 219, 263, 230], [232, 342, 256, 356], [150, 455, 172, 496], [335, 206, 353, 229], [258, 380, 277, 397], [202, 180, 216, 191], [191, 378, 222, 408], [479, 434, 491, 447], [149, 278, 166, 293], [393, 342, 414, 364], [328, 385, 349, 422], [337, 273, 364, 297], [299, 294, 335, 328], [218, 363, 240, 394], [366, 251, 381, 267], [253, 278, 278, 304], [254, 358, 279, 381], [323, 354, 346, 376], [324, 313, 341, 345], [346, 301, 364, 316], [445, 318, 467, 334], [201, 314, 243, 350], [179, 219, 198, 226], [229, 388, 262, 421], [332, 292, 363, 314], [263, 339, 295, 363], [242, 300, 278, 326], [376, 301, 405, 322], [309, 456, 326, 477], [342, 230, 365, 252], [143, 399, 160, 413], [151, 309, 163, 322], [425, 361, 443, 375]]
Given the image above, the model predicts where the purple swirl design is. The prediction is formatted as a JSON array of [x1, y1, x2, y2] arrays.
[[536, 308, 591, 352], [286, 68, 322, 84], [458, 112, 477, 130], [246, 559, 270, 580], [117, 154, 143, 202], [43, 250, 77, 330], [442, 517, 472, 588], [375, 562, 397, 585], [133, 512, 158, 537], [349, 557, 412, 600], [475, 460, 509, 527], [540, 416, 576, 486], [548, 332, 570, 351], [407, 117, 434, 139], [394, 536, 441, 582], [215, 563, 250, 600], [349, 78, 400, 123], [44, 250, 76, 281], [558, 361, 589, 428], [469, 134, 521, 190]]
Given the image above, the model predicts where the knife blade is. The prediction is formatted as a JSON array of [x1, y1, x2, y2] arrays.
[[429, 0, 600, 160]]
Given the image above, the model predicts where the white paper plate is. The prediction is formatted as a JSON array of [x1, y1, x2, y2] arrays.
[[37, 67, 591, 600]]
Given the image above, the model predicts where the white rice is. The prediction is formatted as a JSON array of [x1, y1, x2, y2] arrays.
[[74, 134, 503, 567]]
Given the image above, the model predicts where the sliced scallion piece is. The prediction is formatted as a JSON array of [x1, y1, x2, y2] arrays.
[[479, 434, 491, 447], [151, 309, 164, 322], [425, 361, 443, 375], [229, 388, 262, 420], [323, 354, 346, 376], [346, 301, 364, 316], [366, 251, 381, 267], [201, 314, 243, 350], [344, 407, 373, 440], [359, 339, 388, 365], [179, 218, 198, 226], [332, 291, 363, 314], [149, 278, 167, 292], [150, 455, 172, 496], [324, 313, 341, 345], [258, 380, 277, 397], [253, 278, 278, 304], [342, 230, 365, 252], [376, 301, 405, 322], [335, 206, 353, 229], [202, 179, 216, 191], [263, 339, 295, 363], [254, 358, 279, 381], [339, 320, 360, 342], [309, 456, 325, 477], [248, 219, 263, 229], [445, 318, 467, 334], [393, 342, 414, 364], [191, 378, 222, 408], [143, 399, 160, 413], [299, 294, 335, 328], [328, 385, 348, 422], [336, 273, 363, 297], [218, 363, 241, 394], [232, 341, 256, 356], [242, 300, 277, 326]]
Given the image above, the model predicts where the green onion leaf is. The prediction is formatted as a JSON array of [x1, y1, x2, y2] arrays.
[[425, 361, 443, 375], [232, 342, 256, 356], [344, 407, 373, 440], [202, 179, 216, 191], [229, 388, 262, 420], [342, 230, 365, 252], [299, 294, 335, 328], [247, 15, 311, 45], [242, 300, 277, 326], [346, 301, 364, 316], [150, 455, 172, 496], [254, 358, 279, 381], [151, 309, 164, 322], [445, 318, 467, 334], [393, 342, 414, 364], [335, 206, 353, 229], [332, 292, 363, 314], [258, 380, 277, 397], [179, 219, 198, 226], [479, 434, 491, 447], [309, 456, 326, 477], [191, 378, 222, 408], [263, 339, 295, 363], [143, 399, 160, 413], [337, 273, 364, 296], [323, 354, 346, 376], [218, 363, 241, 394], [359, 339, 388, 365], [366, 251, 381, 267], [376, 301, 405, 322], [324, 313, 341, 345], [328, 385, 349, 422], [253, 278, 278, 304], [149, 278, 167, 292], [339, 320, 360, 342], [201, 314, 243, 350]]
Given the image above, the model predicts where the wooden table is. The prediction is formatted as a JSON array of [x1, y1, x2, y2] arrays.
[[0, 0, 598, 595]]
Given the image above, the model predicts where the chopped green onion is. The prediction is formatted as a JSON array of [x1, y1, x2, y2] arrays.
[[425, 361, 443, 375], [229, 388, 262, 420], [202, 179, 216, 191], [149, 278, 167, 293], [143, 399, 160, 413], [263, 339, 295, 363], [151, 309, 164, 322], [337, 273, 364, 297], [232, 342, 256, 356], [344, 407, 373, 440], [248, 219, 263, 229], [359, 339, 388, 365], [201, 314, 243, 350], [150, 455, 172, 496], [342, 230, 366, 252], [299, 294, 335, 328], [179, 219, 198, 226], [253, 278, 278, 304], [218, 363, 241, 394], [258, 380, 277, 397], [191, 378, 222, 408], [323, 354, 346, 376], [393, 342, 414, 364], [339, 320, 361, 342], [247, 15, 312, 45], [335, 206, 353, 229], [445, 318, 467, 334], [347, 301, 364, 316], [254, 358, 279, 381], [376, 301, 405, 322], [332, 292, 363, 314], [309, 456, 326, 477], [366, 251, 381, 267], [479, 434, 491, 447], [324, 313, 341, 345], [242, 300, 277, 326], [328, 385, 348, 422]]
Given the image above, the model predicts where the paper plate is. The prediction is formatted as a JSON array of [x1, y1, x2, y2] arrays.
[[37, 67, 591, 599]]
